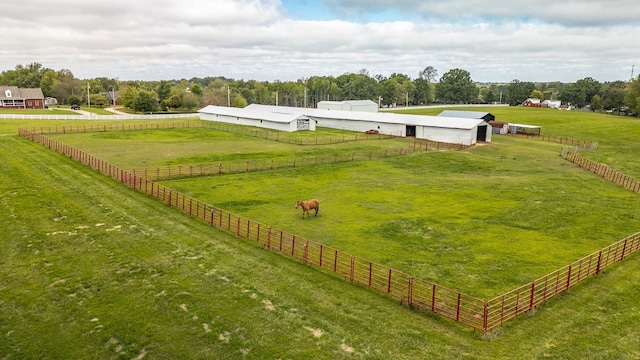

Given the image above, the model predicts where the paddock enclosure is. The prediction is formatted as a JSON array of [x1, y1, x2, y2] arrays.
[[18, 119, 640, 332]]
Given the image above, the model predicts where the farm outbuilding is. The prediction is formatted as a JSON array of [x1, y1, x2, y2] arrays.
[[198, 105, 315, 132], [317, 100, 378, 112], [245, 104, 491, 145], [509, 123, 541, 135]]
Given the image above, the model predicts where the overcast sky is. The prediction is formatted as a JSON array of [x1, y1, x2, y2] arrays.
[[2, 0, 638, 82]]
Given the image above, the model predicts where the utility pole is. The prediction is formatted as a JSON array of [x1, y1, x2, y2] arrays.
[[227, 86, 230, 107], [632, 65, 635, 80], [87, 82, 91, 108]]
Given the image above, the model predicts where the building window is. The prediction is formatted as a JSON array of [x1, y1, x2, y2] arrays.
[[28, 101, 32, 106]]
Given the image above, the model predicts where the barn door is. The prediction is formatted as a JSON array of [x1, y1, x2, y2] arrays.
[[406, 125, 416, 137], [476, 125, 487, 141]]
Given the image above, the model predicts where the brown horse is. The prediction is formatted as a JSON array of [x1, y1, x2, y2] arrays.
[[295, 199, 319, 219]]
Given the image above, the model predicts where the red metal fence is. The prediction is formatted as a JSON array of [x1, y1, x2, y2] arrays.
[[18, 127, 640, 332], [561, 148, 640, 194], [129, 141, 465, 181]]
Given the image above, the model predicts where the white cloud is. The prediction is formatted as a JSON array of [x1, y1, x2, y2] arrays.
[[0, 0, 638, 82]]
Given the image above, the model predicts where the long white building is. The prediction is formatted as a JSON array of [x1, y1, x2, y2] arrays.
[[198, 105, 315, 132], [245, 104, 491, 145]]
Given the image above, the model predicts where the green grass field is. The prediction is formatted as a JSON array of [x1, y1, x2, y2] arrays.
[[2, 108, 640, 359]]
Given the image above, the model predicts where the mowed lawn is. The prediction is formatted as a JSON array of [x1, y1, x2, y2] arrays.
[[2, 110, 640, 359]]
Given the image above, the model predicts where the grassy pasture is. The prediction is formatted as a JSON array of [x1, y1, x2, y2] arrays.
[[45, 109, 640, 297], [2, 109, 640, 359]]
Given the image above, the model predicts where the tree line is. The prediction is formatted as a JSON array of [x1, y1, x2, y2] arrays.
[[2, 62, 639, 115]]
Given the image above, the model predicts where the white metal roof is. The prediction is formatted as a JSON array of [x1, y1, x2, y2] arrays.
[[437, 110, 493, 119], [245, 104, 486, 130], [198, 105, 307, 123]]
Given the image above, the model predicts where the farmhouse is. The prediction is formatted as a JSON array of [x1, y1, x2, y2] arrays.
[[245, 104, 491, 145], [317, 100, 378, 112], [198, 105, 315, 132], [0, 85, 45, 109], [522, 98, 548, 108]]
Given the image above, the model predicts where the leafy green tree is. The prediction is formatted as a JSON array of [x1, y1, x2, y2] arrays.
[[575, 77, 602, 105], [50, 69, 81, 104], [231, 93, 248, 108], [436, 69, 477, 103], [602, 81, 627, 113], [335, 72, 377, 100], [133, 89, 158, 113], [590, 94, 603, 112], [506, 79, 535, 105], [182, 92, 200, 110], [156, 80, 172, 102], [418, 66, 438, 82], [190, 83, 203, 97], [166, 94, 183, 109], [67, 95, 81, 106], [559, 83, 586, 107], [530, 89, 545, 101], [479, 88, 496, 103], [39, 69, 57, 97], [120, 86, 140, 109], [89, 93, 110, 107], [0, 62, 51, 88], [414, 78, 435, 104], [625, 77, 640, 116]]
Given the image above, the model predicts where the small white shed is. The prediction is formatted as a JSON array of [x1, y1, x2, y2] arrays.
[[317, 100, 378, 112], [198, 105, 315, 132]]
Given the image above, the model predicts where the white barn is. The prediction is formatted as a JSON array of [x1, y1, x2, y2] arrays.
[[198, 105, 315, 132], [317, 100, 378, 112], [245, 104, 491, 145]]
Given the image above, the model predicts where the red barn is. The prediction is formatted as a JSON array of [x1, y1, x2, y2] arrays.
[[0, 86, 45, 109]]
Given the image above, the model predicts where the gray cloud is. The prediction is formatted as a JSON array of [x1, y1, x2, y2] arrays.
[[1, 0, 637, 82]]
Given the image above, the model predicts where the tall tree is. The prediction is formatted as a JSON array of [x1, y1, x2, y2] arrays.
[[418, 66, 438, 82], [625, 76, 640, 116], [601, 81, 627, 113], [575, 77, 602, 105], [436, 69, 477, 103], [506, 79, 535, 106], [156, 80, 172, 102]]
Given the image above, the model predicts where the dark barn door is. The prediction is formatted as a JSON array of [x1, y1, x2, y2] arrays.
[[406, 125, 416, 137], [476, 125, 487, 141]]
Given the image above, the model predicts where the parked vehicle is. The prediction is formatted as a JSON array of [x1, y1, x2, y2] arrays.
[[71, 104, 80, 110]]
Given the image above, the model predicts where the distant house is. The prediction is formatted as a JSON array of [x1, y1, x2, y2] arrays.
[[437, 110, 495, 122], [522, 98, 546, 107], [45, 97, 58, 106], [0, 85, 45, 109], [317, 100, 378, 112], [542, 99, 561, 109]]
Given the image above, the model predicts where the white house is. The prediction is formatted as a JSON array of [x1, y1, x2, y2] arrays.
[[542, 100, 562, 109], [198, 105, 315, 132], [317, 100, 378, 112], [245, 104, 491, 145]]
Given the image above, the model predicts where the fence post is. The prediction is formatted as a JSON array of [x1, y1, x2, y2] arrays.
[[596, 250, 603, 274], [529, 282, 535, 311]]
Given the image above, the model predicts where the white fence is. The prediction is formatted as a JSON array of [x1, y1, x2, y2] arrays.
[[0, 113, 200, 120]]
